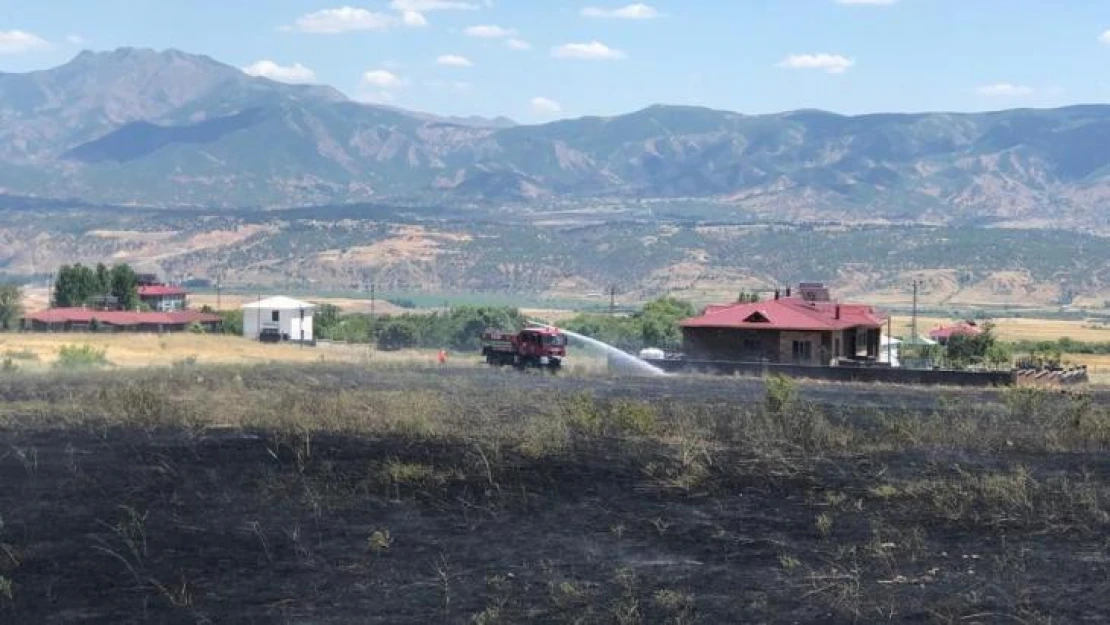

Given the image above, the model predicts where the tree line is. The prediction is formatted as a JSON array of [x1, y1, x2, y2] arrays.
[[52, 263, 140, 310], [307, 297, 696, 354]]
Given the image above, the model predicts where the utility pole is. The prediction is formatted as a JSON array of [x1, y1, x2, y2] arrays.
[[910, 279, 919, 346], [887, 314, 893, 366], [608, 285, 617, 315], [370, 280, 376, 316], [256, 293, 261, 341]]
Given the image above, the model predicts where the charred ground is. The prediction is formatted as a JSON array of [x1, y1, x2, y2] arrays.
[[0, 365, 1108, 623]]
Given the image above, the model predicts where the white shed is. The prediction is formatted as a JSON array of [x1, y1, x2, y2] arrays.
[[242, 296, 316, 342], [879, 336, 902, 367]]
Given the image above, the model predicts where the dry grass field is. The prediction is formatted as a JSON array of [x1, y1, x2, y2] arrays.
[[0, 332, 614, 375], [0, 333, 445, 370], [891, 315, 1110, 343]]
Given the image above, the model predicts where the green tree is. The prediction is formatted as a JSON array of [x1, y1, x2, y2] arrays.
[[377, 318, 419, 351], [638, 296, 695, 350], [95, 263, 110, 294], [0, 284, 23, 330], [219, 309, 243, 335], [314, 303, 342, 338], [53, 264, 101, 308], [108, 264, 139, 310], [946, 323, 1004, 369]]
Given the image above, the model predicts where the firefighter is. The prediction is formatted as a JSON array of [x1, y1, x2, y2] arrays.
[[437, 349, 447, 366]]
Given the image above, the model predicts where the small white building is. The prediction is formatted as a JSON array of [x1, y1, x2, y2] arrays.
[[879, 336, 902, 367], [242, 296, 315, 342]]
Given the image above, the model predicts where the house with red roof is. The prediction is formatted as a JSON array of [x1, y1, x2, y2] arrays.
[[22, 273, 221, 333], [138, 284, 188, 312], [679, 283, 886, 366], [22, 308, 222, 333], [927, 321, 982, 345]]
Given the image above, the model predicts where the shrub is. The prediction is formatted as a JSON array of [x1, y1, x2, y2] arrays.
[[54, 344, 109, 370], [377, 318, 419, 351], [764, 374, 798, 416]]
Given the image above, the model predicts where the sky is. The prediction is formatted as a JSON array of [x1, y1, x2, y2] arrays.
[[3, 0, 1110, 123]]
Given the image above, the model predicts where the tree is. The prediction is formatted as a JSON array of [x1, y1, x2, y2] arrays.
[[53, 264, 101, 308], [737, 291, 761, 303], [218, 310, 243, 335], [377, 318, 419, 351], [314, 303, 342, 338], [0, 284, 22, 330], [109, 264, 139, 310], [638, 296, 695, 350], [946, 322, 1004, 369]]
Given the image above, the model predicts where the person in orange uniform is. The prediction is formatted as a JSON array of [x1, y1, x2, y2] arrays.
[[437, 349, 447, 366]]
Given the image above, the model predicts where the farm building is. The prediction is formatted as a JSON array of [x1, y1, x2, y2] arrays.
[[679, 284, 886, 366], [138, 284, 188, 311], [242, 296, 315, 342], [22, 308, 222, 333], [928, 321, 982, 345]]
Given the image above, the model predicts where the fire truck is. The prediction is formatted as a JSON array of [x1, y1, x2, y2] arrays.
[[480, 324, 568, 370]]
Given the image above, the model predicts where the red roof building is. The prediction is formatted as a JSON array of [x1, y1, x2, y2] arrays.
[[138, 285, 189, 312], [679, 287, 886, 366], [928, 321, 982, 344], [22, 308, 222, 333]]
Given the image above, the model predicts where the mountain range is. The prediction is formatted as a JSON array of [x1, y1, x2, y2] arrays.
[[1, 47, 1109, 230]]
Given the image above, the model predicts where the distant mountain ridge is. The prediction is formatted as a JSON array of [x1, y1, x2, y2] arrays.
[[0, 47, 1109, 230]]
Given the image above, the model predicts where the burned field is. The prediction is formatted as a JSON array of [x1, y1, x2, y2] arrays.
[[0, 366, 1109, 623]]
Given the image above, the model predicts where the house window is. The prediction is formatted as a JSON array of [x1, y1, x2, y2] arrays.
[[271, 310, 280, 322], [792, 340, 812, 362]]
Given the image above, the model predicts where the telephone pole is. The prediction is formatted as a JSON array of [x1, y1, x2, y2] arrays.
[[370, 280, 376, 316], [910, 279, 920, 345], [608, 285, 617, 314]]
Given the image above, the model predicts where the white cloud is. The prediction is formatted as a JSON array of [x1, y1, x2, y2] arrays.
[[242, 60, 317, 83], [363, 69, 406, 88], [581, 4, 659, 19], [552, 41, 627, 60], [836, 0, 898, 4], [390, 0, 478, 10], [0, 30, 49, 54], [531, 97, 562, 114], [437, 54, 473, 67], [976, 83, 1033, 97], [1099, 30, 1110, 45], [65, 34, 86, 46], [283, 6, 424, 33], [402, 11, 429, 27], [777, 53, 854, 74], [506, 38, 531, 50], [464, 24, 515, 38]]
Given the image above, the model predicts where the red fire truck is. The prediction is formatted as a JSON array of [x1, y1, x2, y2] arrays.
[[480, 325, 568, 370]]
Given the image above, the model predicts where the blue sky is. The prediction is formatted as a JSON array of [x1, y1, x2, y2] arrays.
[[3, 0, 1110, 122]]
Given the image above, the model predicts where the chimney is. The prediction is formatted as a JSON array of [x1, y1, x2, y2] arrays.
[[774, 289, 780, 301], [835, 304, 841, 319], [786, 287, 792, 298]]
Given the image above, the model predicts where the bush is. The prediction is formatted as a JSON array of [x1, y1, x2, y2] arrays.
[[765, 374, 798, 416], [54, 344, 110, 370], [377, 318, 419, 351]]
